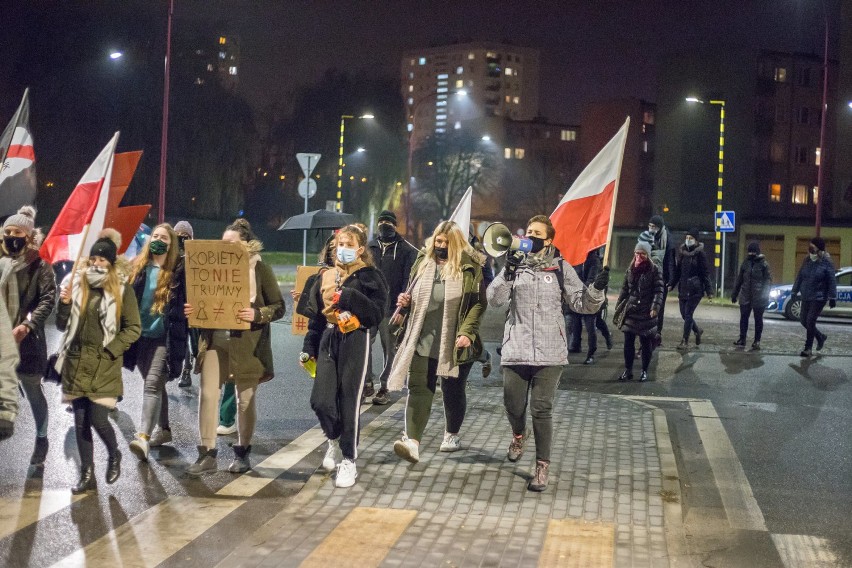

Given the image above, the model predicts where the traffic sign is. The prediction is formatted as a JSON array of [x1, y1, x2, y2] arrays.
[[296, 153, 321, 177], [715, 210, 735, 233], [298, 178, 317, 199]]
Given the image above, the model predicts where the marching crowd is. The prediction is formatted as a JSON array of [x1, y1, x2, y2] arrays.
[[0, 205, 839, 494]]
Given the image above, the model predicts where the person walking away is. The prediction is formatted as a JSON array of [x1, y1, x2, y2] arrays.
[[124, 224, 187, 461], [568, 247, 607, 364], [487, 215, 607, 491], [0, 206, 55, 464], [174, 220, 197, 389], [302, 225, 387, 488], [731, 241, 772, 350], [387, 221, 485, 463], [669, 228, 713, 350], [54, 230, 141, 493], [184, 219, 284, 475], [468, 233, 495, 377], [639, 215, 676, 338], [614, 242, 664, 382], [367, 210, 417, 405], [790, 237, 837, 357]]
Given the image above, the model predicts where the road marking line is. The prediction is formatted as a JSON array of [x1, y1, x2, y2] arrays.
[[50, 497, 243, 568], [0, 490, 85, 541], [538, 519, 614, 567], [651, 409, 690, 567], [301, 507, 416, 567], [771, 533, 840, 567], [622, 395, 705, 403], [689, 400, 766, 531]]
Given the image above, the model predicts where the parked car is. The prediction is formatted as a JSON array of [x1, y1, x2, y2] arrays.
[[767, 266, 852, 320]]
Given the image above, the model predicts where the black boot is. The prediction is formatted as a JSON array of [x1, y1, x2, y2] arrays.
[[228, 445, 252, 474], [30, 436, 49, 466], [178, 368, 192, 388], [106, 451, 122, 484], [72, 466, 96, 494]]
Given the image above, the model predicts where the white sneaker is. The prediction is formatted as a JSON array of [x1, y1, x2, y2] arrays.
[[217, 424, 237, 436], [393, 437, 419, 463], [149, 428, 173, 447], [129, 435, 149, 462], [439, 432, 461, 452], [322, 438, 342, 472], [335, 459, 357, 488]]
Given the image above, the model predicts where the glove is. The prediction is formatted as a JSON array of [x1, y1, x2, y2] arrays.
[[0, 419, 13, 441], [503, 251, 524, 281], [731, 295, 738, 304], [592, 266, 610, 291], [829, 299, 836, 309]]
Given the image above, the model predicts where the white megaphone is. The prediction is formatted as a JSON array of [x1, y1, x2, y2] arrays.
[[481, 223, 535, 258]]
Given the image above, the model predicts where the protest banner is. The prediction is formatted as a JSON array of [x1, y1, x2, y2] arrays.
[[292, 265, 321, 336], [184, 240, 251, 330]]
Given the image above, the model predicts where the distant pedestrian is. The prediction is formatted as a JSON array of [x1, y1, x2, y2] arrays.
[[568, 247, 609, 364], [790, 237, 837, 357], [173, 220, 197, 389], [387, 221, 485, 464], [55, 230, 141, 493], [614, 241, 664, 382], [0, 206, 55, 464], [487, 215, 606, 491], [367, 210, 417, 405], [731, 241, 772, 350], [669, 228, 713, 350], [302, 224, 387, 488], [638, 215, 676, 338]]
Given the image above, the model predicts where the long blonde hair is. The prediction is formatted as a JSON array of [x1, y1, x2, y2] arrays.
[[129, 223, 179, 315], [418, 221, 466, 280]]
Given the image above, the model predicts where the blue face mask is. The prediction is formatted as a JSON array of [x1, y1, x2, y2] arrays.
[[337, 247, 358, 265]]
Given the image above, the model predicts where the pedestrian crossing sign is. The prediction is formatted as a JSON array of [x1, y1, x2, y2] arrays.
[[715, 211, 735, 232]]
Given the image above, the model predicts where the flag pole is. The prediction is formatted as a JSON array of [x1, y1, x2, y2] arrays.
[[602, 117, 630, 268]]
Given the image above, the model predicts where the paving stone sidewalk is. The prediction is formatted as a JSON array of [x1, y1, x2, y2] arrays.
[[221, 389, 671, 567]]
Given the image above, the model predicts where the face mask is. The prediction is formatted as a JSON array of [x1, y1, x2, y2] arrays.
[[337, 247, 358, 265], [377, 224, 396, 240], [809, 253, 819, 261], [648, 227, 658, 235], [529, 236, 546, 253], [149, 239, 168, 256], [3, 235, 27, 255], [685, 238, 695, 248], [177, 235, 189, 251], [434, 246, 448, 261]]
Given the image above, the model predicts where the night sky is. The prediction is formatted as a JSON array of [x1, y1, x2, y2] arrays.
[[176, 0, 841, 123]]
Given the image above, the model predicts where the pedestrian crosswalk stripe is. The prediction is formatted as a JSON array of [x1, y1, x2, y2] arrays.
[[0, 490, 86, 541], [538, 519, 615, 567], [302, 507, 416, 567], [772, 534, 840, 567]]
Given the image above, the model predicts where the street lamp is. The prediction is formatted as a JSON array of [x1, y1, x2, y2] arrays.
[[814, 4, 829, 237], [109, 51, 123, 60], [336, 113, 374, 212], [686, 96, 726, 295], [158, 0, 174, 224]]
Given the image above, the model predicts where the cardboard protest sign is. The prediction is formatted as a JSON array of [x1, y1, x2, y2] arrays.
[[184, 240, 251, 330], [292, 265, 321, 336]]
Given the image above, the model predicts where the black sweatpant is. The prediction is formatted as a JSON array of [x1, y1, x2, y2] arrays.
[[310, 326, 371, 460], [623, 331, 653, 372], [72, 397, 118, 469], [679, 296, 702, 340], [800, 300, 827, 350], [739, 304, 765, 342]]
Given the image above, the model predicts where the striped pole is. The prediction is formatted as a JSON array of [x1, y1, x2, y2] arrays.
[[710, 99, 725, 296], [336, 115, 352, 212]]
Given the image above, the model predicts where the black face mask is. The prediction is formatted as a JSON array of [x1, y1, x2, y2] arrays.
[[3, 235, 27, 255], [529, 236, 546, 254], [434, 246, 448, 261], [178, 235, 189, 252], [377, 224, 396, 240]]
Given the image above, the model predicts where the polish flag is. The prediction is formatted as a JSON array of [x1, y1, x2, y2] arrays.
[[105, 151, 151, 254], [40, 133, 120, 264], [550, 117, 629, 266], [448, 186, 472, 233], [0, 88, 37, 217]]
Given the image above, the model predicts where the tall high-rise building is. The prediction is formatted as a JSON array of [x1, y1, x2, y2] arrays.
[[175, 33, 240, 90], [401, 42, 540, 148]]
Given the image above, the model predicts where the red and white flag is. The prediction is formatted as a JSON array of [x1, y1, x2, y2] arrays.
[[40, 133, 120, 264], [550, 117, 629, 266], [0, 88, 37, 217]]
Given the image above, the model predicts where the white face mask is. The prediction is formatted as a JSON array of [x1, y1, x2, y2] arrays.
[[809, 253, 819, 261], [685, 238, 695, 247]]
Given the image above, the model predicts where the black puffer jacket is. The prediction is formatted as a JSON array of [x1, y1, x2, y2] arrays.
[[731, 254, 772, 308], [791, 253, 837, 302], [669, 242, 713, 300], [616, 261, 665, 336]]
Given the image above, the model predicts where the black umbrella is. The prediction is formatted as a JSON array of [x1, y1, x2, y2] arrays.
[[278, 209, 355, 231]]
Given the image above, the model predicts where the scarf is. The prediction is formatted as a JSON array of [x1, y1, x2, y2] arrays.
[[320, 259, 367, 323], [53, 268, 122, 376], [2, 253, 29, 324], [524, 245, 556, 271], [388, 258, 464, 391]]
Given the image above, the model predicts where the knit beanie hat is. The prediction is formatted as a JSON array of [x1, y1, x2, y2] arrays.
[[3, 205, 36, 235], [648, 215, 664, 228], [747, 241, 761, 254], [377, 210, 397, 225], [173, 220, 194, 239], [810, 237, 826, 252], [89, 229, 121, 265], [635, 241, 652, 255], [686, 227, 700, 239]]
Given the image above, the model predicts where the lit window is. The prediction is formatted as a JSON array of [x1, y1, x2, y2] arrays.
[[456, 66, 464, 74], [454, 121, 461, 130], [813, 186, 819, 204], [505, 95, 511, 103], [643, 140, 649, 153], [486, 51, 496, 58], [436, 87, 448, 93], [774, 67, 787, 82], [437, 94, 447, 99], [436, 114, 447, 120], [207, 63, 214, 72], [560, 129, 576, 141], [792, 184, 808, 204], [513, 96, 520, 104], [418, 57, 426, 65], [436, 100, 447, 106], [514, 148, 525, 159], [407, 123, 413, 132], [408, 85, 414, 92], [409, 72, 414, 79], [504, 147, 512, 159], [505, 67, 513, 76], [435, 128, 446, 133], [228, 66, 237, 76], [219, 51, 226, 59], [769, 183, 781, 202], [410, 59, 415, 66], [815, 147, 821, 166], [468, 80, 474, 88], [437, 73, 448, 79], [408, 97, 414, 105], [219, 36, 226, 45], [455, 79, 463, 88], [436, 121, 446, 126]]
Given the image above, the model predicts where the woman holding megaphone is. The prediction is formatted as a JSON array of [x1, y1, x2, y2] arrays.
[[486, 215, 608, 492], [387, 221, 485, 464]]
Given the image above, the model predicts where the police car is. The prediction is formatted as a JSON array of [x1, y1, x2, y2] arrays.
[[767, 266, 852, 320]]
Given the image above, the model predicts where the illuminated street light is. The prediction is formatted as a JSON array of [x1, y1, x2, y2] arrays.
[[109, 51, 123, 60], [481, 135, 491, 142], [356, 147, 366, 153]]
